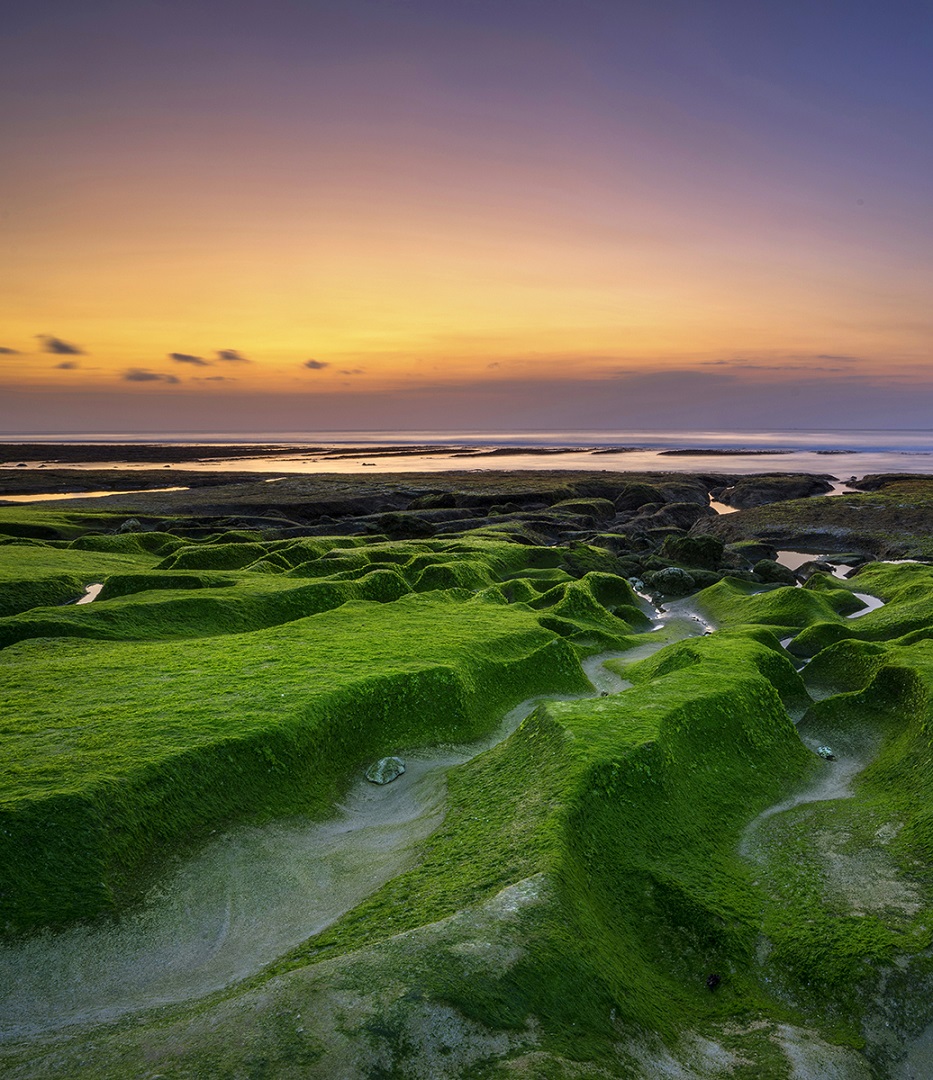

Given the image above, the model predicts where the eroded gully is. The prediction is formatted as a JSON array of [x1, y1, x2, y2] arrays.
[[0, 593, 702, 1039]]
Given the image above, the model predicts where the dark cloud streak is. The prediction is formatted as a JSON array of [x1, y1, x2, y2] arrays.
[[37, 335, 83, 355], [123, 368, 181, 384], [169, 352, 209, 366]]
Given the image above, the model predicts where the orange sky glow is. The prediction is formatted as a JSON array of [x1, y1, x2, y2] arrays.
[[3, 2, 933, 432]]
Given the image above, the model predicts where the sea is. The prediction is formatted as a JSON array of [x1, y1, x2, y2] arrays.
[[2, 429, 933, 479]]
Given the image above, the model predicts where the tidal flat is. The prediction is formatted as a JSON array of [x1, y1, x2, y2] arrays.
[[4, 464, 933, 1077]]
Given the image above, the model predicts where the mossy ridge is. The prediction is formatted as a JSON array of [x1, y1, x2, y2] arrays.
[[68, 531, 186, 556], [0, 592, 592, 931], [696, 476, 933, 560], [0, 544, 159, 618], [792, 562, 933, 658], [847, 642, 933, 865], [96, 569, 240, 599], [802, 637, 892, 699], [0, 533, 645, 649], [621, 627, 811, 716], [160, 535, 559, 578], [539, 635, 814, 1043], [0, 566, 413, 648], [529, 572, 651, 650], [691, 575, 864, 638]]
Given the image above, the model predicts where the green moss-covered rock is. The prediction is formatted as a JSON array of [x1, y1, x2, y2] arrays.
[[754, 558, 798, 585], [550, 497, 617, 522], [661, 533, 725, 569], [695, 577, 862, 635], [645, 566, 695, 596]]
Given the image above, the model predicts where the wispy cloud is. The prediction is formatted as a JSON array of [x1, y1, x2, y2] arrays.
[[215, 349, 250, 363], [0, 346, 20, 355], [701, 355, 859, 373], [169, 352, 209, 366], [123, 368, 180, 384], [199, 375, 235, 382], [339, 367, 365, 375], [37, 334, 83, 355], [815, 353, 867, 362], [55, 361, 79, 370], [304, 359, 329, 370]]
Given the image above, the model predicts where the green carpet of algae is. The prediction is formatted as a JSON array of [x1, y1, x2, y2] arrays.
[[3, 507, 933, 1076]]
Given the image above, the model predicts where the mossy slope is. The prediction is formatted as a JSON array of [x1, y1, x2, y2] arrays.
[[0, 529, 649, 932], [6, 495, 933, 1077]]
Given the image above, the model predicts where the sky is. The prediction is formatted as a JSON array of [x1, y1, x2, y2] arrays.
[[2, 0, 933, 434]]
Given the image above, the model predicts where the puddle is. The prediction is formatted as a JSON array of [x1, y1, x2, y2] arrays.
[[775, 550, 833, 574], [775, 550, 858, 580], [0, 487, 188, 503], [709, 495, 738, 515], [75, 583, 103, 605]]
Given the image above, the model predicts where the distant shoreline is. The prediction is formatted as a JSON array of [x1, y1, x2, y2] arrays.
[[2, 439, 933, 481]]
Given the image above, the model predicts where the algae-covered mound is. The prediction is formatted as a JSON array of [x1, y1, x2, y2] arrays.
[[6, 486, 933, 1078], [0, 543, 161, 618], [696, 473, 933, 560], [790, 561, 933, 657], [693, 573, 866, 637]]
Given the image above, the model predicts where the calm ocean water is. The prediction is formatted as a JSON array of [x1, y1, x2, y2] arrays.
[[2, 429, 933, 478]]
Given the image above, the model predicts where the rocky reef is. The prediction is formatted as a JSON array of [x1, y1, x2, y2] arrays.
[[3, 468, 933, 1078]]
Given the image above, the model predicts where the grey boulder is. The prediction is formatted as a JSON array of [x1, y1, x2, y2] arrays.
[[365, 756, 406, 785]]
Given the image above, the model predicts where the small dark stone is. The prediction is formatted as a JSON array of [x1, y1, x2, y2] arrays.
[[706, 973, 721, 991]]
